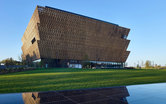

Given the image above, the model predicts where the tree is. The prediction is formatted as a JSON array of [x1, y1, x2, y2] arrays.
[[0, 58, 18, 66], [136, 64, 140, 69], [18, 53, 26, 65], [154, 64, 161, 69], [145, 60, 151, 69]]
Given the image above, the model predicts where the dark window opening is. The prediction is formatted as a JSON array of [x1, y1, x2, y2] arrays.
[[31, 37, 36, 44], [121, 35, 127, 39], [32, 93, 36, 100]]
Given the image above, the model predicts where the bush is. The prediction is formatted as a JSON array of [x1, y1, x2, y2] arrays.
[[0, 67, 35, 75]]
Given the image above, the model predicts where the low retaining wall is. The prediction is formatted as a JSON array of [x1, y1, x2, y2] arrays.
[[0, 67, 35, 75]]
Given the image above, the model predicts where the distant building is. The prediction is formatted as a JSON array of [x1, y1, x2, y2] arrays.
[[21, 5, 131, 68]]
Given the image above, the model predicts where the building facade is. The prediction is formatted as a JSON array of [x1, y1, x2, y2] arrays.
[[21, 6, 130, 68]]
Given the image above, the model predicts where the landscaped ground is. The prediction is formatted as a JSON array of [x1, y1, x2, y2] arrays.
[[0, 68, 166, 93]]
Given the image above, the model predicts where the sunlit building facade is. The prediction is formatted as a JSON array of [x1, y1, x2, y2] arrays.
[[21, 6, 131, 68]]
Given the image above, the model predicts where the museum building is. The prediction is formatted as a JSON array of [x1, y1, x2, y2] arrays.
[[21, 6, 131, 68]]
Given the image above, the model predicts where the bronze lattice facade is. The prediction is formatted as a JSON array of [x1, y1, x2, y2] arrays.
[[21, 6, 130, 68]]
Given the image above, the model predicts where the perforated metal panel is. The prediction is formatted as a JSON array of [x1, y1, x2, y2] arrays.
[[22, 6, 130, 63]]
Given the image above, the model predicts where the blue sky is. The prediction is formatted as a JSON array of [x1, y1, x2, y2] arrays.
[[0, 0, 166, 66]]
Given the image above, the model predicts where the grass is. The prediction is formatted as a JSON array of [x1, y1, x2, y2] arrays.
[[1, 68, 166, 93]]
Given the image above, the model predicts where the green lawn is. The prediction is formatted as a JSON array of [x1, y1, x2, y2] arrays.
[[1, 68, 166, 93]]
